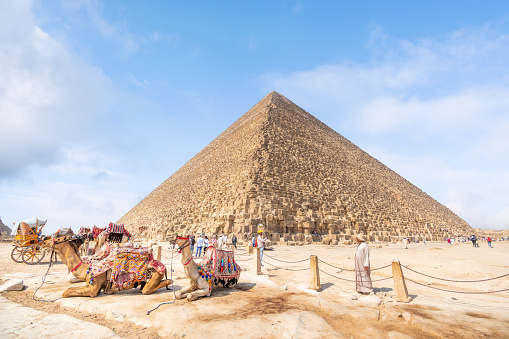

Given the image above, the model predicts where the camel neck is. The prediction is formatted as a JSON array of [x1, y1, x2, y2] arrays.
[[181, 243, 195, 267], [56, 242, 88, 279]]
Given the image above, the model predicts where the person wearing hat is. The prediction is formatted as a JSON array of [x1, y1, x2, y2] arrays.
[[257, 230, 267, 265], [355, 233, 373, 294]]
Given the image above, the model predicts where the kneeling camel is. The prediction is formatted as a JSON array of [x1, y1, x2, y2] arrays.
[[42, 236, 172, 297]]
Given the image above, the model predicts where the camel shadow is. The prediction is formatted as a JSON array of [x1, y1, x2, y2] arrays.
[[207, 282, 256, 299]]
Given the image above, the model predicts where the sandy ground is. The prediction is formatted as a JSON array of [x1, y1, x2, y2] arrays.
[[0, 240, 508, 338]]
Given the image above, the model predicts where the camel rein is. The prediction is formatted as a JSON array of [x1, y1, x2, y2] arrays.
[[33, 242, 62, 302]]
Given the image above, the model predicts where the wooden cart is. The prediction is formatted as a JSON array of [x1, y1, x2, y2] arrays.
[[11, 218, 48, 264]]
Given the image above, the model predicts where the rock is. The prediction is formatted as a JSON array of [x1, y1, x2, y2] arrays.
[[402, 311, 412, 322], [322, 238, 332, 245], [343, 240, 352, 245], [332, 240, 338, 245], [283, 285, 288, 290], [351, 294, 358, 300], [0, 279, 24, 291]]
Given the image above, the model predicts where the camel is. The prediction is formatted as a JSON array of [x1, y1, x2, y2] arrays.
[[174, 237, 241, 301], [41, 236, 172, 297]]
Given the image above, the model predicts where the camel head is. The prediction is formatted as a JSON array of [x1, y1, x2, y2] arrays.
[[174, 237, 190, 252], [41, 235, 85, 255]]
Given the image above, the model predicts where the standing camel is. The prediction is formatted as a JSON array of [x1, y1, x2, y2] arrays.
[[175, 237, 241, 301], [42, 236, 172, 297]]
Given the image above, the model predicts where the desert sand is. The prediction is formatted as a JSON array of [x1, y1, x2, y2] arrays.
[[1, 239, 508, 338]]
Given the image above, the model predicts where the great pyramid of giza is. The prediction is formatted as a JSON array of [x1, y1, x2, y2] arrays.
[[118, 91, 472, 242]]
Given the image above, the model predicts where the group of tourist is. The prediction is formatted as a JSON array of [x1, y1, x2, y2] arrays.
[[182, 233, 239, 257]]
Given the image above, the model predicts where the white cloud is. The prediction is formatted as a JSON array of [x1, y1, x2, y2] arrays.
[[262, 23, 509, 229], [0, 0, 113, 178]]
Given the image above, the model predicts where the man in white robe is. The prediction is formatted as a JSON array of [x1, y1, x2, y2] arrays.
[[355, 233, 373, 294]]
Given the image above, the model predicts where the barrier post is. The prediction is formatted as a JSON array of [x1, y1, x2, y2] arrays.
[[310, 255, 321, 291], [155, 246, 162, 262], [392, 261, 411, 302], [247, 244, 253, 255], [254, 247, 262, 275]]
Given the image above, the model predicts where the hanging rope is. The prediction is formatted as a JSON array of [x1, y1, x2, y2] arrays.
[[405, 277, 509, 294], [318, 269, 393, 282], [263, 252, 310, 263], [262, 258, 308, 271], [401, 265, 509, 283], [33, 248, 62, 302]]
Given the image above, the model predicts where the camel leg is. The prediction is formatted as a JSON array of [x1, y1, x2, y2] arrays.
[[141, 271, 173, 295], [186, 287, 211, 301], [62, 274, 106, 298], [176, 284, 197, 299]]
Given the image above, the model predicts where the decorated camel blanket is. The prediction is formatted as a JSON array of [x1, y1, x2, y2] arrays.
[[84, 243, 165, 289], [198, 246, 241, 287]]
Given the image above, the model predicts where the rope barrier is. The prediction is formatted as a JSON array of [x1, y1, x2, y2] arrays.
[[318, 259, 391, 272], [262, 258, 308, 271], [401, 265, 509, 283], [263, 252, 310, 263], [318, 269, 393, 283], [405, 278, 509, 294]]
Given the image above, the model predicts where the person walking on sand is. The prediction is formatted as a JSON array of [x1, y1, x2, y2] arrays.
[[355, 233, 373, 294], [402, 237, 408, 249], [232, 234, 238, 249], [195, 234, 204, 257], [257, 230, 267, 266], [203, 236, 209, 254], [487, 237, 492, 248]]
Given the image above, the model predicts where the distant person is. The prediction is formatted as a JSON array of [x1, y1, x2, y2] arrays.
[[470, 235, 476, 247], [487, 237, 492, 248], [403, 237, 409, 249], [222, 233, 228, 249], [211, 235, 217, 247], [232, 234, 238, 249], [195, 234, 204, 257], [355, 233, 373, 294], [252, 234, 256, 248], [257, 230, 267, 265], [203, 236, 209, 254]]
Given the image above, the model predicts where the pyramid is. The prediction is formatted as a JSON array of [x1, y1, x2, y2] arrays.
[[118, 92, 472, 242]]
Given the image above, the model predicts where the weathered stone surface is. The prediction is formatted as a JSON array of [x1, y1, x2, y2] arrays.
[[118, 92, 472, 241], [0, 278, 23, 291]]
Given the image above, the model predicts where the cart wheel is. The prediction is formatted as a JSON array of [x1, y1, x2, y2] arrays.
[[11, 246, 24, 263], [22, 245, 46, 265]]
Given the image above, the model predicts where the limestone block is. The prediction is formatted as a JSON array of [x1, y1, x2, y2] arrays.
[[0, 279, 24, 291]]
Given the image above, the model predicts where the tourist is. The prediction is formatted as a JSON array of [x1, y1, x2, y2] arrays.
[[203, 236, 209, 255], [257, 230, 267, 266], [470, 235, 476, 247], [211, 235, 217, 247], [221, 233, 228, 249], [232, 234, 238, 249], [487, 237, 492, 248], [354, 233, 373, 294], [195, 234, 204, 257], [252, 234, 256, 248], [402, 237, 408, 249]]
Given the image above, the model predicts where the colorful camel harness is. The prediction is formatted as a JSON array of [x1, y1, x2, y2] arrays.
[[84, 243, 166, 289], [177, 237, 241, 291]]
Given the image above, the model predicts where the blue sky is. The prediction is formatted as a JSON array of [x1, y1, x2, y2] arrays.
[[1, 0, 509, 234]]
